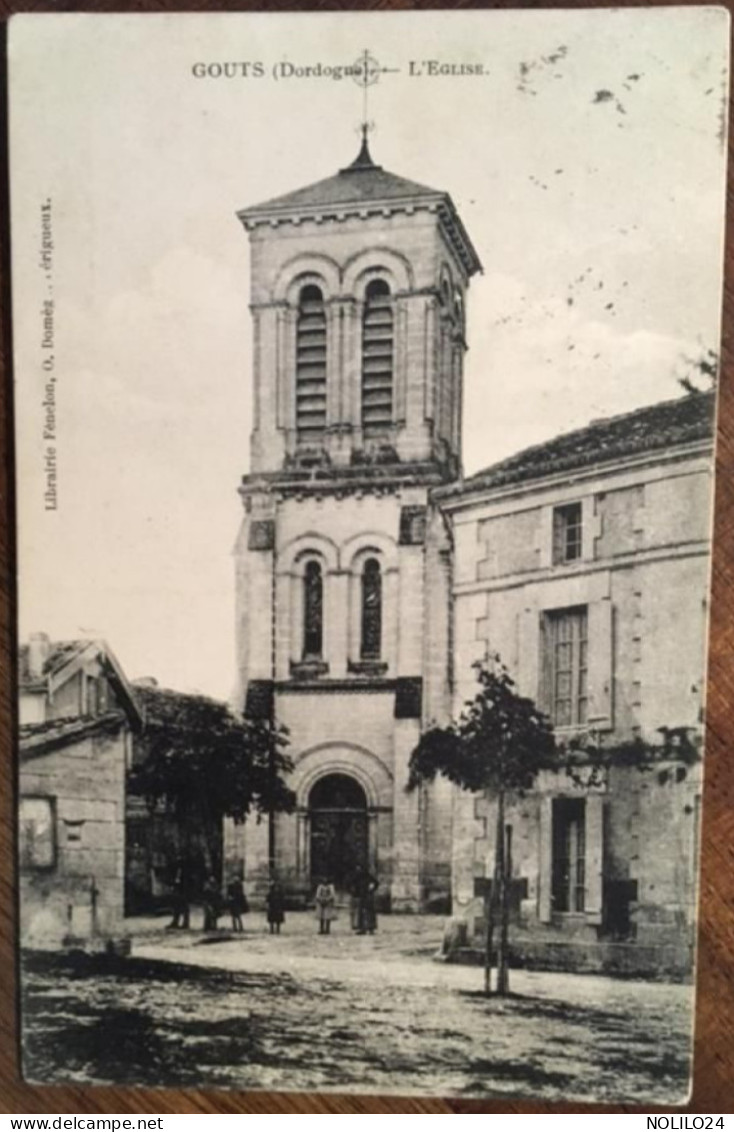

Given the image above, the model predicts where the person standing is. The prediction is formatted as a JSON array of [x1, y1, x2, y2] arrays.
[[350, 866, 365, 933], [202, 873, 221, 932], [227, 874, 248, 932], [314, 879, 337, 935], [363, 870, 379, 935], [266, 878, 285, 935], [350, 866, 379, 934], [167, 856, 190, 930]]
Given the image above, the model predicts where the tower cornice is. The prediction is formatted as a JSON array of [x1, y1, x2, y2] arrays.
[[239, 196, 481, 280]]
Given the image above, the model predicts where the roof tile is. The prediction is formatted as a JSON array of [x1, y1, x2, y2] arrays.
[[453, 392, 715, 497]]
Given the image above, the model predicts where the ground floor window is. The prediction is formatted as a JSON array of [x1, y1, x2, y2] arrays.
[[552, 797, 586, 913]]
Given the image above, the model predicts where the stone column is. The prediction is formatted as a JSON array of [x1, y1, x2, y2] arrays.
[[327, 568, 348, 677], [390, 717, 422, 911]]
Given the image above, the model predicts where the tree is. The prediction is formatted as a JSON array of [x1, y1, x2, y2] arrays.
[[677, 348, 718, 395], [129, 685, 295, 885], [408, 658, 556, 996]]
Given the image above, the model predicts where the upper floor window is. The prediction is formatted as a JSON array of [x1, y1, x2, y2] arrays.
[[553, 502, 582, 565], [360, 557, 382, 660], [85, 675, 108, 716], [544, 606, 588, 727], [296, 285, 327, 444], [303, 560, 324, 659], [361, 279, 394, 434]]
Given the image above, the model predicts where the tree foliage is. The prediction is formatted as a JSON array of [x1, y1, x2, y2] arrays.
[[129, 686, 296, 835], [557, 724, 701, 788], [407, 659, 557, 796], [408, 658, 557, 996], [677, 348, 718, 395]]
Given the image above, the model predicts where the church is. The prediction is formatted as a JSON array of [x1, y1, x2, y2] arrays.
[[231, 133, 714, 970]]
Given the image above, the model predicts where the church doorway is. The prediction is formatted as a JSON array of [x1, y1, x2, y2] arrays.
[[308, 773, 369, 893]]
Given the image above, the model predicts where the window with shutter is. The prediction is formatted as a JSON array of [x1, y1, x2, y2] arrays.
[[361, 279, 394, 434], [553, 502, 583, 564], [545, 606, 588, 727], [296, 285, 327, 444]]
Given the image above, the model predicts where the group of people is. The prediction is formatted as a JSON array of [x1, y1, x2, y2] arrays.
[[310, 867, 380, 935], [167, 860, 379, 936], [166, 869, 292, 934]]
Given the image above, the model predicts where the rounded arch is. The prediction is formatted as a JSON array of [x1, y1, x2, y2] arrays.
[[278, 532, 339, 576], [341, 531, 397, 573], [308, 773, 367, 812], [293, 742, 393, 810], [281, 540, 334, 667], [343, 247, 413, 297], [273, 254, 341, 304]]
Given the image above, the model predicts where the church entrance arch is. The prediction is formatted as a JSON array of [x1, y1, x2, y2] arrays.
[[308, 773, 368, 892]]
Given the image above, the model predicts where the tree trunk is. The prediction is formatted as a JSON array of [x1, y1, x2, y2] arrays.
[[483, 877, 494, 996], [268, 732, 276, 880], [496, 819, 512, 996], [484, 790, 505, 996]]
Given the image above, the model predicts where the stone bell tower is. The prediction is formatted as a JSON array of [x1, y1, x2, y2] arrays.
[[233, 134, 481, 911]]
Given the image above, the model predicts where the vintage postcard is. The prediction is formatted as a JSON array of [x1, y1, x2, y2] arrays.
[[10, 9, 728, 1101]]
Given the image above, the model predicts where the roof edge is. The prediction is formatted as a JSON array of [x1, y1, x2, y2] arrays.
[[438, 393, 716, 504]]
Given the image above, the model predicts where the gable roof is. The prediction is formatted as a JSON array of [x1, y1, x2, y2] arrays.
[[19, 640, 85, 686], [444, 392, 715, 500], [18, 637, 143, 730]]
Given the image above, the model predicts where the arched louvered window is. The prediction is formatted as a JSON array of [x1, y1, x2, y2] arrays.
[[361, 279, 393, 434], [360, 557, 382, 660], [303, 560, 323, 659], [296, 285, 327, 443]]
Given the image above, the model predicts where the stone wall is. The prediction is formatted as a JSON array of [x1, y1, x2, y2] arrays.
[[19, 724, 128, 946], [446, 443, 711, 972]]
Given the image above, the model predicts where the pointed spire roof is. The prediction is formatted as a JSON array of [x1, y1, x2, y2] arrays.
[[238, 135, 482, 277], [342, 125, 380, 172]]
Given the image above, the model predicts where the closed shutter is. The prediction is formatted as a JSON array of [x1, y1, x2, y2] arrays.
[[587, 598, 614, 729], [538, 795, 553, 923], [517, 607, 541, 701], [296, 286, 327, 442], [362, 280, 394, 433], [585, 795, 604, 925]]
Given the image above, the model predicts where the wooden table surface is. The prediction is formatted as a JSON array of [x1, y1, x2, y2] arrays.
[[1, 0, 732, 1114]]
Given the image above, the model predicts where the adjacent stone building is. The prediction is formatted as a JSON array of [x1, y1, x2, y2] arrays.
[[441, 393, 713, 975], [18, 635, 141, 945]]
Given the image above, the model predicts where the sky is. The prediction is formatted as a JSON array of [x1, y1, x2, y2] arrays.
[[10, 9, 729, 699]]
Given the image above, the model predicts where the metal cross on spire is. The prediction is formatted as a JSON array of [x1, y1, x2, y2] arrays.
[[351, 50, 398, 147]]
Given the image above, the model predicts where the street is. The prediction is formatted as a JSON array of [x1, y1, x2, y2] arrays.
[[21, 913, 693, 1102]]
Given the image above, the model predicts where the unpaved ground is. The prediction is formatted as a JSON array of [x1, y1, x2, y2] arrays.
[[20, 913, 693, 1102]]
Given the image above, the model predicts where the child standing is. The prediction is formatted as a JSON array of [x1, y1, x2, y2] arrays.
[[314, 880, 337, 935]]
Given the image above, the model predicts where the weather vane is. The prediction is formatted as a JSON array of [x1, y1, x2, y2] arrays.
[[351, 50, 398, 144]]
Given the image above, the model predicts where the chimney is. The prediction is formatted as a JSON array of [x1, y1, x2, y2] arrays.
[[27, 632, 51, 679]]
